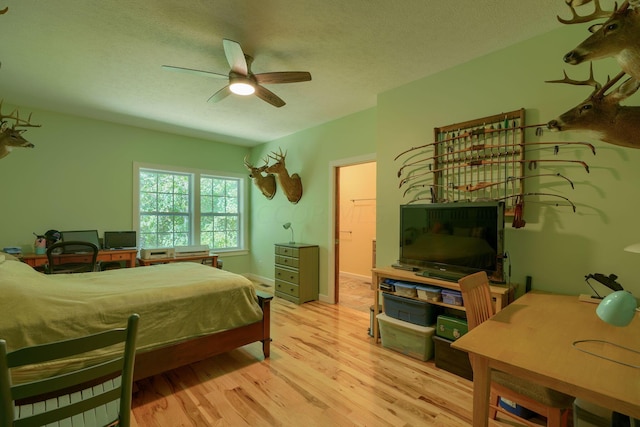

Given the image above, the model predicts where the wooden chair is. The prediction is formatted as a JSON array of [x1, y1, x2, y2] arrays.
[[458, 272, 574, 427], [45, 240, 99, 274], [0, 313, 139, 427]]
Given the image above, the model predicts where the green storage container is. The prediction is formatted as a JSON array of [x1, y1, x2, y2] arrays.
[[436, 315, 468, 340]]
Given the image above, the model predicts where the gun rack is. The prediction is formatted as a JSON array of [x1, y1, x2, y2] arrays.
[[400, 109, 526, 216]]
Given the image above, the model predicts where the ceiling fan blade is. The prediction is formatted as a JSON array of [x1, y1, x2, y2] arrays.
[[222, 39, 248, 75], [207, 86, 232, 103], [254, 85, 286, 108], [255, 71, 312, 85], [161, 65, 227, 79]]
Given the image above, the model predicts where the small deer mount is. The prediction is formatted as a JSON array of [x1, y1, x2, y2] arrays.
[[0, 101, 40, 160], [265, 148, 303, 204], [244, 155, 277, 200]]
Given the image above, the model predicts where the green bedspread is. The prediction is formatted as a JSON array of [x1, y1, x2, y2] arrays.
[[0, 257, 263, 383]]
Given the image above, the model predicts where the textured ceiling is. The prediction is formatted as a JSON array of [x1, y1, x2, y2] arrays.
[[0, 0, 571, 146]]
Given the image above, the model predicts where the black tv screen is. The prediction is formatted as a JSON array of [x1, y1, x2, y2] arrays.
[[103, 231, 137, 249], [399, 202, 505, 281]]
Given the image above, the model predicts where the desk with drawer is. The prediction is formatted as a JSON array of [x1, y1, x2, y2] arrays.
[[274, 243, 319, 304]]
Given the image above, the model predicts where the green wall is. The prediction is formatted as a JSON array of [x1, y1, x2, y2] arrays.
[[247, 108, 376, 296], [377, 25, 640, 297], [0, 106, 253, 272]]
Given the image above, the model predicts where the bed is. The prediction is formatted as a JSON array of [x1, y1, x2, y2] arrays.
[[0, 253, 272, 383]]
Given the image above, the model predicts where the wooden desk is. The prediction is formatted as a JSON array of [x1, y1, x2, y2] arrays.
[[137, 253, 218, 267], [371, 266, 510, 342], [452, 292, 640, 426], [22, 249, 138, 268]]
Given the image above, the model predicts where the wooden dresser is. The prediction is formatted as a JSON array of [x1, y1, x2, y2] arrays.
[[274, 243, 319, 304]]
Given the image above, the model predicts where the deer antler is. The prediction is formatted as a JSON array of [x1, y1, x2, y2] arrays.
[[546, 62, 602, 90], [267, 148, 287, 163], [0, 100, 42, 130], [557, 0, 619, 24], [546, 64, 629, 99]]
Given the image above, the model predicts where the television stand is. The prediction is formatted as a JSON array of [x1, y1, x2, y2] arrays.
[[370, 266, 510, 343], [416, 268, 465, 282]]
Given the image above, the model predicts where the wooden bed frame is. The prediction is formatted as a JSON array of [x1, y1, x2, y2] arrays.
[[132, 290, 273, 380]]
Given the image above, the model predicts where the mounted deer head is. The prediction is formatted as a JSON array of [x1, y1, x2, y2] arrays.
[[546, 65, 640, 148], [244, 155, 276, 200], [265, 148, 303, 204], [0, 101, 40, 159], [560, 0, 640, 81]]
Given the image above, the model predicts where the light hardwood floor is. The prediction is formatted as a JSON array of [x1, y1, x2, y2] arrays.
[[130, 296, 524, 426]]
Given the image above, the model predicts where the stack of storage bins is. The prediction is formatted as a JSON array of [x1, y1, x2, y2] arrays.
[[377, 280, 437, 361]]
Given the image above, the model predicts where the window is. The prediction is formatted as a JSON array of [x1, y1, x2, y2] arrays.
[[134, 163, 246, 252]]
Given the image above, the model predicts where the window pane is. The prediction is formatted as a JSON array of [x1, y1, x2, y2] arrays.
[[139, 169, 192, 248], [137, 167, 243, 251]]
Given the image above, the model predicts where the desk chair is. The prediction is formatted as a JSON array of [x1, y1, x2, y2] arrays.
[[458, 272, 574, 427], [0, 313, 139, 427], [45, 240, 99, 274]]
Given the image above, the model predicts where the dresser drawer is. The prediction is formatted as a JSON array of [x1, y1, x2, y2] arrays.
[[275, 246, 299, 257], [275, 255, 299, 268], [275, 279, 300, 298], [110, 252, 132, 261], [275, 266, 299, 284]]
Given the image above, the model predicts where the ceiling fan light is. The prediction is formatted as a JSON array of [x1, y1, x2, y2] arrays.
[[229, 81, 255, 96]]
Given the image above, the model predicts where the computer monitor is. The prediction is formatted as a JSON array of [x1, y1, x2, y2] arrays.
[[103, 231, 137, 249], [60, 230, 101, 253]]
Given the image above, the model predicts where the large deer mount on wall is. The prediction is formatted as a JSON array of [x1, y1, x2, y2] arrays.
[[244, 148, 303, 204], [265, 148, 303, 204], [0, 102, 40, 159], [547, 0, 640, 147], [547, 65, 640, 148]]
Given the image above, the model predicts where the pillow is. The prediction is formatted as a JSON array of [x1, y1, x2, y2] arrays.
[[470, 227, 485, 238], [0, 251, 19, 262]]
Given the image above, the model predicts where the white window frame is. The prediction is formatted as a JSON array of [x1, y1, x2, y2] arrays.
[[133, 162, 248, 255]]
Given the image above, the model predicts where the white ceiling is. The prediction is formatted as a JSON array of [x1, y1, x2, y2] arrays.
[[0, 0, 571, 146]]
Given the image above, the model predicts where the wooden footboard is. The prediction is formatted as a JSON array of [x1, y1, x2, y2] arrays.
[[133, 290, 273, 380]]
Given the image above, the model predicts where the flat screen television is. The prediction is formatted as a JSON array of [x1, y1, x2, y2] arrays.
[[399, 202, 505, 282]]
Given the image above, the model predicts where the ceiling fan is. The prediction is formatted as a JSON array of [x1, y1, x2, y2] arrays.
[[162, 39, 312, 108]]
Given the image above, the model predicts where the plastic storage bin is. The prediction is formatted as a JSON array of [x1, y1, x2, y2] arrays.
[[436, 315, 468, 341], [432, 335, 473, 380], [416, 285, 442, 302], [393, 281, 418, 297], [383, 292, 437, 326], [377, 313, 435, 361], [442, 289, 464, 306]]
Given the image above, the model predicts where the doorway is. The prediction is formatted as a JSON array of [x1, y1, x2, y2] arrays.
[[334, 161, 376, 312]]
